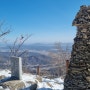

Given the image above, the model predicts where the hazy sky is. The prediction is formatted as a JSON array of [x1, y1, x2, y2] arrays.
[[0, 0, 90, 44]]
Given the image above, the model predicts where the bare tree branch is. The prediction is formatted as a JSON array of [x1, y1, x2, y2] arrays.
[[15, 34, 32, 56], [3, 34, 31, 57], [0, 30, 10, 37], [0, 21, 10, 38], [18, 50, 28, 57]]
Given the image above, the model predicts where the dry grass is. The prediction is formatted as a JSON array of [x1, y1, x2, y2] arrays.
[[46, 82, 53, 88], [0, 75, 5, 80], [35, 76, 42, 82]]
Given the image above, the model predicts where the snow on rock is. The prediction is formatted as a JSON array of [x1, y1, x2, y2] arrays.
[[0, 69, 64, 90]]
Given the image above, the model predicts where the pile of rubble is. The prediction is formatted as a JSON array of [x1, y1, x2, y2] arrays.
[[64, 5, 90, 90]]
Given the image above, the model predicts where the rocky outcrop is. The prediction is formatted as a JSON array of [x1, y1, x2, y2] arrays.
[[2, 80, 25, 90], [64, 5, 90, 90]]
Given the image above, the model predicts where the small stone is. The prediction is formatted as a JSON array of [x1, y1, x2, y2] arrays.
[[86, 76, 90, 82]]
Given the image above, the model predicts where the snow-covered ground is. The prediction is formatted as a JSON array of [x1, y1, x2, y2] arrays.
[[0, 69, 64, 90]]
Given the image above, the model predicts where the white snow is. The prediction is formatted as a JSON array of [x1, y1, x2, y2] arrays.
[[0, 69, 11, 77], [0, 69, 64, 90]]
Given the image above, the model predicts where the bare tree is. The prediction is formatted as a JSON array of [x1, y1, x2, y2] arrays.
[[0, 21, 10, 69], [55, 42, 71, 76], [3, 34, 31, 71], [4, 34, 31, 57], [48, 42, 71, 77]]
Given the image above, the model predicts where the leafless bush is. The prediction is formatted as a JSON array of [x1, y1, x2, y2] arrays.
[[47, 42, 71, 77]]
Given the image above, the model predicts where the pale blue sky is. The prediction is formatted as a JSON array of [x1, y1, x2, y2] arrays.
[[0, 0, 90, 43]]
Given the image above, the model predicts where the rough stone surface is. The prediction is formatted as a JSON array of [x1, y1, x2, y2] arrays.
[[2, 80, 25, 90], [64, 5, 90, 90]]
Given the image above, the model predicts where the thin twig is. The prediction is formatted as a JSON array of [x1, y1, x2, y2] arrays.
[[15, 34, 32, 55]]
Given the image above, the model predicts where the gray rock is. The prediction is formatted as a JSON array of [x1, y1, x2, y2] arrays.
[[30, 84, 37, 90]]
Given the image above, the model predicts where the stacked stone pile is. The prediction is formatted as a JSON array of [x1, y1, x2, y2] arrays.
[[64, 5, 90, 90]]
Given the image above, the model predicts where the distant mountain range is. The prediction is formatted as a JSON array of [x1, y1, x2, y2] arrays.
[[0, 43, 72, 75], [0, 43, 73, 52]]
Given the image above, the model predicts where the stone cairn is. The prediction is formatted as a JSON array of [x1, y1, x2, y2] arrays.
[[64, 5, 90, 90]]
